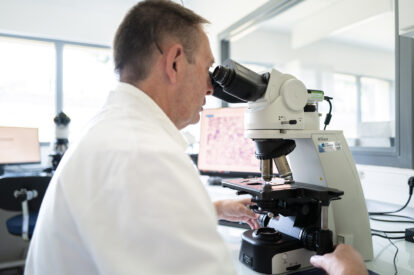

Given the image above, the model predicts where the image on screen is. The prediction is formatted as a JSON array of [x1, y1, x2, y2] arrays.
[[198, 107, 260, 174], [0, 126, 41, 165]]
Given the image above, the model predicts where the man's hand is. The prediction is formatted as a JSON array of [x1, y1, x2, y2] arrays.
[[310, 244, 368, 275], [213, 198, 260, 229]]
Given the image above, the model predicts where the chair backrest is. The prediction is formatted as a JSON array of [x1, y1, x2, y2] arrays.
[[0, 176, 51, 212]]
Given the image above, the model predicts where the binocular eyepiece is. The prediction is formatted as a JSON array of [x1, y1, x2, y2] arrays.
[[210, 59, 269, 103]]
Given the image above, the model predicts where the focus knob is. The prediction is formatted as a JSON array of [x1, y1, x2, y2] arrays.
[[281, 78, 308, 112]]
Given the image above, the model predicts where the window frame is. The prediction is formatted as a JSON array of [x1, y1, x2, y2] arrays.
[[218, 0, 414, 168], [0, 33, 111, 145], [331, 72, 394, 143]]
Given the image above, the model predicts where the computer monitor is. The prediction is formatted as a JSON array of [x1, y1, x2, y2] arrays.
[[198, 107, 260, 177], [0, 126, 41, 169]]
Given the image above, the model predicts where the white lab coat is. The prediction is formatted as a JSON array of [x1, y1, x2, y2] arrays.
[[25, 83, 236, 275]]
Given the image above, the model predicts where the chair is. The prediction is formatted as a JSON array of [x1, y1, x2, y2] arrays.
[[0, 175, 51, 241]]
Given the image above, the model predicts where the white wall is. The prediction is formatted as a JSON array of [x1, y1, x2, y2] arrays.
[[0, 0, 132, 45], [358, 164, 414, 208], [0, 0, 267, 51], [399, 0, 414, 33], [232, 28, 394, 80]]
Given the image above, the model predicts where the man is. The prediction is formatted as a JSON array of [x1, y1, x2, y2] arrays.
[[25, 1, 367, 274], [25, 1, 257, 274]]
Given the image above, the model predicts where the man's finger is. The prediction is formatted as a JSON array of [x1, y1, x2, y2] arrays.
[[242, 209, 258, 219], [238, 197, 253, 205], [310, 255, 324, 268], [246, 220, 254, 229]]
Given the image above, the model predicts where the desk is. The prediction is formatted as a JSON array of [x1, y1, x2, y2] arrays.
[[204, 181, 414, 275]]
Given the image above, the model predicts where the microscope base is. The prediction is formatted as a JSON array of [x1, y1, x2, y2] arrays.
[[239, 230, 315, 274]]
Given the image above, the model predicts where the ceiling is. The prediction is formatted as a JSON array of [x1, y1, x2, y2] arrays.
[[260, 0, 394, 52]]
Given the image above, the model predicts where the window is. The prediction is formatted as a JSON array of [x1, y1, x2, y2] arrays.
[[63, 45, 116, 139], [0, 37, 55, 142], [359, 76, 394, 147], [0, 34, 116, 142], [328, 73, 358, 142], [219, 0, 414, 168]]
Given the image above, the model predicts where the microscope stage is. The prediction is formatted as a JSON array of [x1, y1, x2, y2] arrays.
[[222, 178, 343, 203]]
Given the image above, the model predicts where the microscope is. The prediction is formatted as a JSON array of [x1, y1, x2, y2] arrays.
[[210, 60, 373, 274], [46, 112, 71, 172]]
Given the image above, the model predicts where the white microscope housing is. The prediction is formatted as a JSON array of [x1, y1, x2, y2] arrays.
[[212, 60, 373, 261]]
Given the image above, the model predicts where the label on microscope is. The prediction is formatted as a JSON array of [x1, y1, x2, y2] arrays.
[[318, 141, 342, 153]]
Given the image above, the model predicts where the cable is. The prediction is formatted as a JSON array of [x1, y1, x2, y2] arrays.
[[370, 217, 414, 223], [369, 194, 412, 215], [370, 213, 414, 221], [369, 176, 413, 216], [368, 177, 414, 275], [323, 96, 333, 130], [371, 229, 405, 234], [371, 233, 405, 239], [372, 233, 400, 275]]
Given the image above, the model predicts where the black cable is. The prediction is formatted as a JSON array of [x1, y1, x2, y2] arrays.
[[369, 177, 413, 217], [370, 216, 414, 223], [323, 96, 333, 130], [372, 233, 399, 275], [370, 213, 414, 221], [369, 194, 412, 215], [371, 233, 405, 239], [371, 229, 405, 234], [368, 177, 414, 274]]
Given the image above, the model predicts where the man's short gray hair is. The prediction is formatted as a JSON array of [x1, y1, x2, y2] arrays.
[[113, 0, 209, 82]]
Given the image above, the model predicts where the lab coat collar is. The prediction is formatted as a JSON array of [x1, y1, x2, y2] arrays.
[[107, 82, 188, 151]]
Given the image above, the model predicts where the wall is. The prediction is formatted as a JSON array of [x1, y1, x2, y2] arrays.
[[399, 0, 414, 33], [358, 164, 414, 208], [231, 28, 394, 80], [0, 0, 132, 45]]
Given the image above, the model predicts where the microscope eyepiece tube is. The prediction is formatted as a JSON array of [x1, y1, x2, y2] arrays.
[[274, 156, 293, 182], [212, 65, 234, 86], [261, 159, 273, 182], [211, 59, 268, 102]]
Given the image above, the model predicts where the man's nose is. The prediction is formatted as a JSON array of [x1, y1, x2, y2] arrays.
[[206, 76, 213, 96]]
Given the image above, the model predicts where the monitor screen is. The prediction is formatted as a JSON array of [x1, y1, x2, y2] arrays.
[[198, 107, 260, 175], [0, 126, 41, 165]]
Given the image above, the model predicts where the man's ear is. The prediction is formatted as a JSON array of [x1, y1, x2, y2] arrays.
[[164, 44, 185, 84]]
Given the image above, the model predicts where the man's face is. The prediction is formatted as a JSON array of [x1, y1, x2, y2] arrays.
[[174, 30, 214, 129]]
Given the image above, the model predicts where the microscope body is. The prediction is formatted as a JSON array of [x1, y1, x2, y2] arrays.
[[244, 66, 373, 261], [212, 60, 373, 274]]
